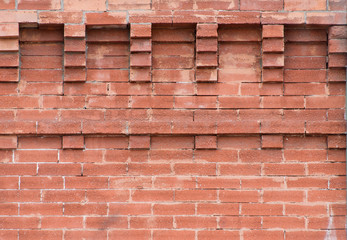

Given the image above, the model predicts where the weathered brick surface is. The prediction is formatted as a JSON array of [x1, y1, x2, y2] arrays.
[[0, 1, 345, 239]]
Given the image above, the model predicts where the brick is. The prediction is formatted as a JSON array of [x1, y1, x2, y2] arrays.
[[131, 23, 152, 38], [62, 136, 84, 149], [262, 135, 283, 149], [0, 136, 17, 149], [306, 12, 347, 25], [0, 39, 19, 51], [261, 12, 305, 24], [0, 0, 15, 9], [64, 0, 106, 11], [20, 203, 63, 215], [85, 12, 127, 25], [328, 135, 346, 149], [64, 25, 85, 38], [0, 23, 18, 38], [284, 0, 326, 10], [263, 53, 284, 67], [109, 0, 151, 10], [329, 26, 347, 39], [0, 69, 18, 82], [153, 230, 195, 240], [109, 230, 150, 240], [217, 12, 261, 24], [39, 12, 83, 24], [262, 25, 284, 38], [18, 0, 61, 10], [175, 216, 217, 229], [263, 38, 284, 52], [129, 10, 172, 24], [130, 216, 173, 228], [198, 231, 239, 240], [241, 0, 283, 10], [329, 39, 347, 53], [197, 24, 218, 38], [195, 136, 217, 149], [129, 136, 150, 149]]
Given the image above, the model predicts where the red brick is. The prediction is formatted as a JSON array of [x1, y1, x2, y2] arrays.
[[18, 0, 61, 10], [175, 216, 217, 229], [129, 135, 150, 149], [329, 26, 347, 39], [0, 0, 15, 9], [109, 230, 150, 240], [153, 203, 195, 215], [198, 231, 239, 240], [64, 25, 85, 38], [85, 12, 127, 25], [242, 203, 283, 215], [244, 230, 284, 240], [153, 177, 195, 189], [306, 12, 347, 25], [220, 190, 260, 203], [19, 230, 62, 240], [20, 203, 63, 216], [39, 12, 83, 24], [0, 136, 17, 149], [131, 190, 173, 202], [262, 135, 283, 149], [64, 0, 106, 11], [65, 230, 107, 240], [220, 216, 261, 228], [241, 0, 283, 10], [130, 216, 173, 229], [0, 217, 39, 229], [285, 0, 326, 10], [262, 12, 305, 24], [262, 25, 284, 38], [153, 230, 195, 240], [20, 176, 63, 189], [110, 203, 151, 215], [86, 190, 129, 202]]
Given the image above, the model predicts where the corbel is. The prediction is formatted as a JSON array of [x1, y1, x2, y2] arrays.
[[328, 26, 347, 81], [64, 24, 86, 82], [262, 25, 284, 82], [196, 23, 218, 82], [130, 23, 152, 82], [0, 23, 19, 82]]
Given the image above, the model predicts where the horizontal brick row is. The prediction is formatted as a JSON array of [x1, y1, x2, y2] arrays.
[[0, 11, 345, 25], [0, 120, 345, 135], [1, 135, 346, 150]]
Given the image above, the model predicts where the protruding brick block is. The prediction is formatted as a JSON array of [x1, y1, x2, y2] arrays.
[[0, 23, 19, 83], [63, 136, 84, 149], [129, 135, 150, 149], [64, 24, 86, 82], [130, 23, 152, 83], [195, 136, 217, 149], [262, 135, 283, 149], [196, 23, 218, 82]]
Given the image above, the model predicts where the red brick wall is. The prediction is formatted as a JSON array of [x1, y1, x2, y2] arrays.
[[0, 1, 346, 239]]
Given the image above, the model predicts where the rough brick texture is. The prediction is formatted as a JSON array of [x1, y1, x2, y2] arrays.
[[0, 1, 346, 239]]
